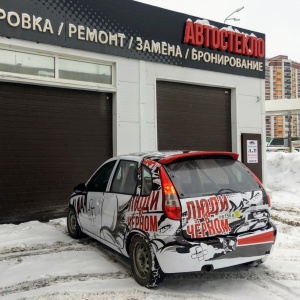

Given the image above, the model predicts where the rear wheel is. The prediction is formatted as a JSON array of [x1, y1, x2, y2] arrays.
[[130, 235, 164, 288], [67, 206, 82, 239]]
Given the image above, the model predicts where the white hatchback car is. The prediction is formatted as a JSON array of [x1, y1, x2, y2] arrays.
[[67, 151, 276, 288]]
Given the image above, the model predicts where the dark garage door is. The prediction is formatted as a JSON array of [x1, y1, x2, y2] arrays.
[[0, 82, 112, 223], [157, 81, 231, 151]]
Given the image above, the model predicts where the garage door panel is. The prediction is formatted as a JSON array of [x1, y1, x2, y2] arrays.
[[157, 81, 231, 151], [0, 133, 106, 145], [0, 96, 107, 112], [0, 83, 102, 99], [1, 146, 98, 159], [0, 169, 95, 190], [1, 178, 88, 197], [0, 124, 111, 137], [2, 172, 80, 184], [0, 110, 102, 120], [1, 182, 79, 197], [0, 82, 112, 223], [1, 191, 69, 209], [0, 102, 107, 114]]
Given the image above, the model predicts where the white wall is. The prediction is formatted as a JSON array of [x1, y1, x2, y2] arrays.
[[116, 58, 265, 154], [116, 56, 265, 180]]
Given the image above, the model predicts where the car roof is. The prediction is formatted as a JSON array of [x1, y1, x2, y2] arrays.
[[120, 151, 239, 164]]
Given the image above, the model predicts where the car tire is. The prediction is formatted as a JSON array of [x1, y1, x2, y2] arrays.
[[67, 206, 83, 239], [130, 235, 164, 288]]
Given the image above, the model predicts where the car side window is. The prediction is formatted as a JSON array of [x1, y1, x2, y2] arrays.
[[88, 160, 116, 192], [141, 166, 152, 196], [110, 160, 138, 194]]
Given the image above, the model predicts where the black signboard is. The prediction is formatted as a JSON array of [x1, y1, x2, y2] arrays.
[[0, 0, 265, 78]]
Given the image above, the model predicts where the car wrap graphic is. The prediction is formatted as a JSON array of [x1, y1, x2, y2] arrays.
[[183, 194, 232, 239], [99, 196, 129, 248], [180, 191, 270, 240], [69, 152, 276, 273], [127, 191, 160, 232]]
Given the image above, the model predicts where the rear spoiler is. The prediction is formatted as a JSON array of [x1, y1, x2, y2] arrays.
[[158, 151, 239, 165]]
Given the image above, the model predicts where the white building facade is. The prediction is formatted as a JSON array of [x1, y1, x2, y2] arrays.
[[0, 0, 266, 222]]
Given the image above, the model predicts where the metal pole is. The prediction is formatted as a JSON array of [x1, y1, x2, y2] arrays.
[[288, 115, 292, 152]]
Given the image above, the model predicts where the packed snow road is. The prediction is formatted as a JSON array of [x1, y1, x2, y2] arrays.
[[0, 152, 299, 299], [0, 210, 299, 299]]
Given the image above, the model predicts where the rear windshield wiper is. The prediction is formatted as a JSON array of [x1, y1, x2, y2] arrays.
[[217, 188, 237, 194]]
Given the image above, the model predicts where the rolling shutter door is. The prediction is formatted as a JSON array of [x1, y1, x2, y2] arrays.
[[0, 82, 112, 223], [157, 81, 231, 151]]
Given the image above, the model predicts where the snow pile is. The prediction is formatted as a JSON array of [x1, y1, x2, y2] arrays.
[[266, 152, 300, 223], [266, 152, 300, 193], [0, 220, 67, 249]]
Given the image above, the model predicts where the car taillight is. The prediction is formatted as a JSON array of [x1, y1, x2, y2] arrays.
[[159, 167, 181, 220]]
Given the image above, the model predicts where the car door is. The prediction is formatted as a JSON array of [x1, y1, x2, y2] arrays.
[[83, 159, 117, 236], [99, 160, 138, 250]]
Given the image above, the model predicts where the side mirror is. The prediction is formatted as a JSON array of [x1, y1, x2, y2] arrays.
[[74, 183, 87, 194]]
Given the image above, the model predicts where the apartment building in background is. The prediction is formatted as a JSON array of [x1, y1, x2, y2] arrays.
[[265, 55, 300, 139]]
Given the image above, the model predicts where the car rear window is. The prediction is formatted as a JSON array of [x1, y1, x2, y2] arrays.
[[164, 158, 260, 198]]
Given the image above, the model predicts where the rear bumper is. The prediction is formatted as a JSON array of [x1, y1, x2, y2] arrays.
[[155, 224, 276, 274]]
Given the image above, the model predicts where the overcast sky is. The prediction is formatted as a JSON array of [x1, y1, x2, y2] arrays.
[[135, 0, 300, 62]]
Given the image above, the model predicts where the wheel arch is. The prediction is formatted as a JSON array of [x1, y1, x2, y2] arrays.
[[126, 230, 149, 255]]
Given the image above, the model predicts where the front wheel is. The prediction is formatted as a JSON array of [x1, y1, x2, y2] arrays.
[[129, 235, 164, 288], [67, 206, 82, 239]]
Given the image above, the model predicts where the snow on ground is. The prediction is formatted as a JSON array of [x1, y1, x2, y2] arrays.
[[266, 152, 300, 226], [0, 153, 299, 299]]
